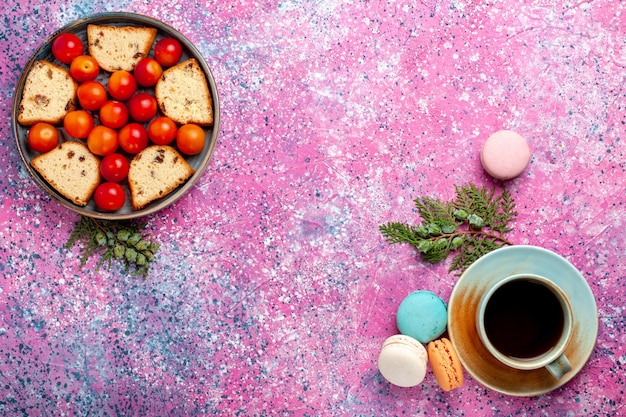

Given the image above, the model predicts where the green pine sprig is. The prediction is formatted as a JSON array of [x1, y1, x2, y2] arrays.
[[65, 216, 160, 279], [379, 183, 517, 275]]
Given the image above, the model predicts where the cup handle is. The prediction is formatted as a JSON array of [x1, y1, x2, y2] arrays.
[[545, 353, 572, 379]]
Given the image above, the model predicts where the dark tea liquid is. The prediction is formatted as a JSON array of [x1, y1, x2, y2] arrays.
[[484, 280, 564, 359]]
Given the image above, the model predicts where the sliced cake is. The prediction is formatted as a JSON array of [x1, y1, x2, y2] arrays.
[[87, 24, 157, 72], [155, 58, 213, 125], [128, 145, 195, 210], [30, 141, 101, 206], [17, 61, 77, 126]]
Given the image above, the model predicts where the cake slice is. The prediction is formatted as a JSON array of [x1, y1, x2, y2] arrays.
[[30, 141, 101, 206], [17, 61, 77, 126], [155, 58, 213, 125], [128, 145, 195, 210], [87, 24, 157, 71]]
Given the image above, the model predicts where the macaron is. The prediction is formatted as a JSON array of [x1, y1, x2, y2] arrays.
[[396, 290, 447, 343], [427, 337, 464, 391], [377, 335, 428, 387], [480, 130, 531, 180]]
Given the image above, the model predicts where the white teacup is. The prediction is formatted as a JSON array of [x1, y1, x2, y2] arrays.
[[476, 274, 573, 379]]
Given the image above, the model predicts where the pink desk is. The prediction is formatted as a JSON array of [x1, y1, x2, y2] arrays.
[[1, 1, 624, 415]]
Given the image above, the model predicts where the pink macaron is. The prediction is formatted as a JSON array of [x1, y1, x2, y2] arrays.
[[480, 130, 531, 180]]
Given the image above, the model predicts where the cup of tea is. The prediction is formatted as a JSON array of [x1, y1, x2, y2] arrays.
[[476, 273, 573, 379]]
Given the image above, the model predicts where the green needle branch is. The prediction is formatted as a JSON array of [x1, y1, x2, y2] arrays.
[[380, 183, 517, 275], [65, 216, 160, 279]]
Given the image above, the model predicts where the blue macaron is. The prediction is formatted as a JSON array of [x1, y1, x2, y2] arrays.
[[396, 290, 448, 343]]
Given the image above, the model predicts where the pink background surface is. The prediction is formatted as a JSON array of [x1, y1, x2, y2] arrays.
[[1, 0, 625, 415]]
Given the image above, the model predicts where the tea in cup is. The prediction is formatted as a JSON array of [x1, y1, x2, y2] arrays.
[[476, 274, 573, 379]]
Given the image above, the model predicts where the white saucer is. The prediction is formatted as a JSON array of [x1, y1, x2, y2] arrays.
[[447, 245, 598, 396]]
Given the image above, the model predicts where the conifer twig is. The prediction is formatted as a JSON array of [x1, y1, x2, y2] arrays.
[[380, 184, 517, 275], [65, 216, 160, 279]]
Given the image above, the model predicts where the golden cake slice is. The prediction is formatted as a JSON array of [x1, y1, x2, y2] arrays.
[[17, 61, 77, 126], [128, 145, 195, 210], [30, 141, 101, 206], [87, 24, 157, 71], [155, 58, 213, 125]]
